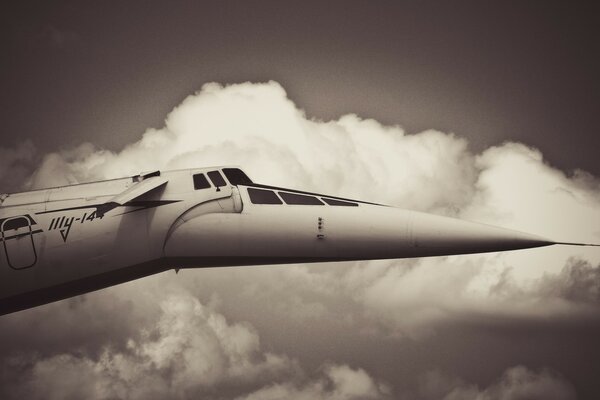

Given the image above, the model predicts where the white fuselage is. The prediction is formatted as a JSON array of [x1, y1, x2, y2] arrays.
[[0, 166, 553, 315]]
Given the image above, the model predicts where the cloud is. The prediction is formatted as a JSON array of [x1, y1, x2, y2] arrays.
[[23, 81, 600, 236], [237, 364, 390, 400], [22, 81, 599, 284], [24, 81, 481, 214], [3, 81, 600, 397], [537, 258, 600, 304], [353, 256, 600, 336], [417, 366, 576, 400], [0, 291, 389, 400], [166, 253, 600, 341]]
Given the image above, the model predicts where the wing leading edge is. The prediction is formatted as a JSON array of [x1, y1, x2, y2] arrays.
[[96, 172, 168, 217]]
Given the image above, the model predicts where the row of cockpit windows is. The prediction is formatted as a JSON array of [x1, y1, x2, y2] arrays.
[[247, 188, 358, 207], [193, 168, 253, 190], [192, 170, 358, 207], [193, 171, 225, 190]]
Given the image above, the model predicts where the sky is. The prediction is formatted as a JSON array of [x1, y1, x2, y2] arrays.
[[1, 2, 600, 399]]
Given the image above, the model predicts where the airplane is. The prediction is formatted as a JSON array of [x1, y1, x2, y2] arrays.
[[0, 166, 597, 316]]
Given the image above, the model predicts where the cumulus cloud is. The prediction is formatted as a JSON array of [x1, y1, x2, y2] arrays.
[[352, 256, 600, 336], [166, 253, 600, 340], [1, 291, 390, 400], [416, 366, 576, 400], [21, 80, 599, 277], [237, 364, 390, 400], [2, 81, 599, 397], [23, 81, 599, 237], [537, 258, 600, 304], [24, 81, 481, 214]]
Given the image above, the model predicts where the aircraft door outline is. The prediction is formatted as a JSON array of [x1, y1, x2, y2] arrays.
[[1, 216, 38, 270]]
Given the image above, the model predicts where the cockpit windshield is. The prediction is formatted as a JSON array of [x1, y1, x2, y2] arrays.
[[222, 168, 253, 185]]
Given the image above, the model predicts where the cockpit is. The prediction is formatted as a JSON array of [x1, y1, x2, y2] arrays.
[[193, 168, 253, 190], [191, 167, 364, 208]]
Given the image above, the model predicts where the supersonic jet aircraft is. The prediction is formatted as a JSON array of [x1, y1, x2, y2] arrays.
[[0, 166, 596, 315]]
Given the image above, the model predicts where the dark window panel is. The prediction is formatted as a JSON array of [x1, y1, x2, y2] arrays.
[[207, 170, 227, 187], [248, 188, 283, 204], [222, 168, 253, 185], [1, 217, 32, 230], [193, 174, 211, 190], [279, 192, 324, 205], [322, 198, 358, 207]]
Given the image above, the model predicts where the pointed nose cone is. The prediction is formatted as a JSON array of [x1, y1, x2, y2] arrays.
[[410, 210, 554, 256]]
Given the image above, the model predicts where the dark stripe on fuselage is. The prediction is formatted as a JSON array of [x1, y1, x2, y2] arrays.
[[37, 204, 104, 214], [0, 201, 180, 241], [36, 200, 181, 215], [108, 200, 182, 216]]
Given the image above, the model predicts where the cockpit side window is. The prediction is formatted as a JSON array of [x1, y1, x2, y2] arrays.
[[193, 173, 211, 190], [279, 192, 324, 205], [248, 188, 283, 204], [222, 168, 253, 185], [322, 198, 358, 207], [207, 170, 227, 188]]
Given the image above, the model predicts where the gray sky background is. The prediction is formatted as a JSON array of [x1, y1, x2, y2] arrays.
[[1, 1, 599, 176], [1, 2, 599, 400]]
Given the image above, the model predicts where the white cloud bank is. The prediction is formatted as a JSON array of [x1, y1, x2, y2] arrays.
[[24, 80, 599, 236], [9, 80, 600, 334], [2, 81, 599, 397], [1, 293, 389, 400], [0, 289, 575, 400], [416, 366, 576, 400]]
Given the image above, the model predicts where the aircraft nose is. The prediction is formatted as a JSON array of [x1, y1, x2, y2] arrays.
[[408, 210, 554, 255], [319, 206, 554, 260]]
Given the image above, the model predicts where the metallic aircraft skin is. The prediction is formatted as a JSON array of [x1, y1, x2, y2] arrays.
[[0, 166, 591, 315]]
